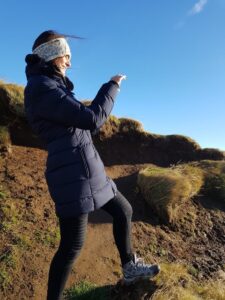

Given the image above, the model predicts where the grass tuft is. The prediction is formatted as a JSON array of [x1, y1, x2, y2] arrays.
[[137, 164, 203, 223], [151, 263, 225, 300]]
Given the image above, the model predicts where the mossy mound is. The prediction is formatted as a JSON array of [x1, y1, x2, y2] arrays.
[[0, 81, 25, 153], [137, 164, 204, 224], [137, 160, 225, 224], [94, 115, 224, 166], [192, 160, 225, 203], [198, 148, 225, 161], [0, 81, 43, 150], [94, 115, 143, 139], [0, 81, 25, 122]]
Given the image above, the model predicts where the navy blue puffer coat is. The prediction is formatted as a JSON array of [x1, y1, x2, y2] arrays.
[[24, 57, 119, 218]]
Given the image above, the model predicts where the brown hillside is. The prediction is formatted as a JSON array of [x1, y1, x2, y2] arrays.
[[0, 82, 225, 299]]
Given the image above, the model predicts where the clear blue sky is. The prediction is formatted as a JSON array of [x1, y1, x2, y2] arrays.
[[1, 0, 225, 150]]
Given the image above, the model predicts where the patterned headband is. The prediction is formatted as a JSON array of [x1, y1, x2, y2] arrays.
[[33, 38, 71, 62]]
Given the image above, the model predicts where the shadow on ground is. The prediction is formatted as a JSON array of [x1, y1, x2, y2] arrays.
[[88, 173, 161, 226], [65, 280, 158, 300], [195, 195, 225, 213]]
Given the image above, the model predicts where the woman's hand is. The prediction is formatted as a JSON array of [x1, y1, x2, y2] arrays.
[[110, 74, 127, 86]]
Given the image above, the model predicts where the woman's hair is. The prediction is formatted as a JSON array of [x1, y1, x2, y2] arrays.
[[32, 30, 84, 51]]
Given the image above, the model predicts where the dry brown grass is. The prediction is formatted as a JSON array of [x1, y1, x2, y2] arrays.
[[151, 263, 225, 300], [137, 164, 204, 223], [0, 126, 12, 153], [0, 186, 21, 291], [166, 134, 201, 151], [81, 101, 144, 136], [191, 160, 225, 203], [98, 115, 143, 139], [199, 148, 225, 161], [119, 117, 143, 133], [0, 126, 10, 146], [0, 80, 25, 120]]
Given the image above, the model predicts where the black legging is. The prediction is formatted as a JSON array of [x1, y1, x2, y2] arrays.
[[47, 190, 133, 300]]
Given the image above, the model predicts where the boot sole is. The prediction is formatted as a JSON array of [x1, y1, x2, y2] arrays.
[[121, 272, 159, 286]]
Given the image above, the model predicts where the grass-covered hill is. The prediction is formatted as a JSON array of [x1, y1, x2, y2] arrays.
[[0, 81, 225, 300], [0, 81, 224, 164]]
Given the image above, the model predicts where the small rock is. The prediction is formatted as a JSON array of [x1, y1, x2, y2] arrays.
[[216, 270, 225, 281]]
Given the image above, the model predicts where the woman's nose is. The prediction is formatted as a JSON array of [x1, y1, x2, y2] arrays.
[[66, 60, 71, 67]]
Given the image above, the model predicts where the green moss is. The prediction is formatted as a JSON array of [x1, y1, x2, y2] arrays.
[[188, 266, 199, 278], [0, 195, 19, 236], [0, 248, 15, 268], [45, 228, 60, 247], [0, 244, 22, 291], [64, 281, 110, 300], [0, 187, 7, 199], [1, 202, 19, 225], [0, 192, 6, 199], [13, 234, 32, 250], [34, 227, 60, 247], [0, 246, 19, 291], [0, 269, 12, 291]]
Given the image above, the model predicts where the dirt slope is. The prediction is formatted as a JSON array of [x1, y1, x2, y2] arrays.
[[0, 145, 225, 299]]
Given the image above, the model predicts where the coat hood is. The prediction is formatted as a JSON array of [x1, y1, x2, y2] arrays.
[[25, 54, 74, 91]]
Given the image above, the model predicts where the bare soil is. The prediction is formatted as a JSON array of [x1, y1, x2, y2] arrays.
[[0, 145, 225, 300]]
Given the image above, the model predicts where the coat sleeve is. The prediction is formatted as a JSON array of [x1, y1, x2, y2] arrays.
[[26, 77, 120, 131]]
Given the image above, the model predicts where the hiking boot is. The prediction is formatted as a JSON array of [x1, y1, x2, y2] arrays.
[[122, 254, 160, 284]]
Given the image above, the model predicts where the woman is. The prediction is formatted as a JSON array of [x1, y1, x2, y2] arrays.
[[24, 30, 160, 300]]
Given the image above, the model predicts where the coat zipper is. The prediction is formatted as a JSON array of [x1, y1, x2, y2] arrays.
[[79, 148, 90, 178]]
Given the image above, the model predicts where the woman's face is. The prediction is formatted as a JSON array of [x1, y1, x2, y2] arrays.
[[53, 55, 71, 76]]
